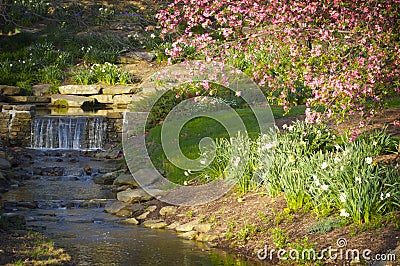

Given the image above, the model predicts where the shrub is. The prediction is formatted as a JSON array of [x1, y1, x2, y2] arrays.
[[71, 63, 132, 85]]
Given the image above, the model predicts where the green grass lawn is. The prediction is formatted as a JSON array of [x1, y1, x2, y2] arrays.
[[146, 105, 306, 184]]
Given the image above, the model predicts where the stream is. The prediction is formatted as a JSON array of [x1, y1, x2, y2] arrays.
[[2, 149, 252, 265]]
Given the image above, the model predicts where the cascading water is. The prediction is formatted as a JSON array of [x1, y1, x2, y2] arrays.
[[31, 116, 107, 149]]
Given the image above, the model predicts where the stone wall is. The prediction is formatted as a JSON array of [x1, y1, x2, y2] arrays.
[[105, 112, 124, 149], [0, 104, 35, 147]]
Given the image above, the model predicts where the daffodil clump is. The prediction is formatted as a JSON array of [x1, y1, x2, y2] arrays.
[[193, 121, 399, 224]]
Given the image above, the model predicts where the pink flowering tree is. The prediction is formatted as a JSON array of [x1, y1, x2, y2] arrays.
[[153, 0, 400, 126]]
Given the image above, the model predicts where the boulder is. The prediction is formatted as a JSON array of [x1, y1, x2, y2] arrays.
[[165, 221, 180, 230], [117, 188, 152, 203], [113, 173, 139, 187], [121, 218, 139, 225], [104, 200, 128, 214], [122, 203, 145, 216], [117, 188, 165, 203], [196, 233, 218, 242], [147, 205, 157, 212], [178, 231, 198, 240], [119, 51, 155, 63], [149, 222, 167, 229], [92, 170, 124, 185], [102, 85, 137, 95], [0, 85, 22, 95], [0, 158, 11, 169], [115, 209, 133, 217], [51, 94, 96, 107], [194, 223, 211, 233], [176, 219, 200, 232], [132, 168, 162, 186], [32, 84, 51, 96], [159, 206, 178, 216], [113, 94, 134, 105], [90, 94, 113, 104], [136, 211, 150, 219], [142, 219, 164, 228], [132, 51, 156, 62], [58, 85, 101, 95]]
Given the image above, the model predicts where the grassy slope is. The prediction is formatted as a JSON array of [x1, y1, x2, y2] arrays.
[[146, 106, 306, 184]]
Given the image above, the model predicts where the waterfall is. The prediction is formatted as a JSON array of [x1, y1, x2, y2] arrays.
[[31, 116, 107, 149]]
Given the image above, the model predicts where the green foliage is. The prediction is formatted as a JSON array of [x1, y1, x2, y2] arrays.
[[71, 63, 132, 85], [37, 65, 64, 85], [16, 81, 33, 95], [47, 84, 59, 94], [269, 226, 289, 249], [287, 237, 319, 264], [307, 217, 350, 234], [153, 116, 399, 223], [1, 0, 50, 31], [236, 223, 259, 243], [225, 219, 237, 240], [130, 89, 182, 128], [80, 43, 121, 64]]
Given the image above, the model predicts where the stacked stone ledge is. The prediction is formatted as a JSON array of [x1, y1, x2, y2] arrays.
[[0, 104, 35, 146]]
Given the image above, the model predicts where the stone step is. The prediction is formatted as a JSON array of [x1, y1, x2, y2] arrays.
[[5, 95, 51, 103]]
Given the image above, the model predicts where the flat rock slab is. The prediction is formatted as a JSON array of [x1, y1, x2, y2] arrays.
[[90, 94, 113, 104], [165, 221, 180, 230], [159, 206, 178, 216], [178, 231, 198, 240], [142, 219, 165, 228], [102, 85, 137, 95], [113, 94, 134, 105], [117, 187, 165, 203], [136, 211, 150, 219], [104, 200, 128, 214], [196, 233, 218, 242], [5, 96, 50, 103], [93, 170, 125, 185], [51, 94, 96, 107], [1, 104, 34, 111], [59, 85, 101, 95], [176, 219, 200, 232], [32, 84, 51, 96], [0, 85, 23, 96], [121, 218, 139, 225], [113, 173, 139, 187], [194, 223, 211, 233], [117, 188, 151, 203], [119, 51, 155, 63]]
